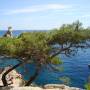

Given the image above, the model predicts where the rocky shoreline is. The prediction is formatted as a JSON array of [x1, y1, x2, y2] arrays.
[[0, 67, 85, 90], [0, 85, 85, 90]]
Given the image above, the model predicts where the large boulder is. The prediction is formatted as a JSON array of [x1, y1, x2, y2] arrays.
[[0, 66, 25, 86]]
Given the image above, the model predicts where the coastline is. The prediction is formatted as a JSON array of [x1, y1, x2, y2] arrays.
[[0, 85, 85, 90], [0, 68, 84, 90]]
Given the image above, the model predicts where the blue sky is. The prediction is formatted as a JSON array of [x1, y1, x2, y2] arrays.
[[0, 0, 90, 30]]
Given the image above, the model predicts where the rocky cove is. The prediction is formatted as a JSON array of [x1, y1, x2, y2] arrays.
[[0, 67, 85, 90], [0, 28, 90, 90]]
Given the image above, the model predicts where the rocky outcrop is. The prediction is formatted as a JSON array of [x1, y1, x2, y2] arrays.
[[0, 85, 85, 90], [0, 66, 25, 86], [43, 84, 84, 90], [3, 27, 13, 38]]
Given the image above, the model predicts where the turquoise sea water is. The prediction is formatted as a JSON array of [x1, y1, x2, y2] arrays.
[[0, 30, 90, 88]]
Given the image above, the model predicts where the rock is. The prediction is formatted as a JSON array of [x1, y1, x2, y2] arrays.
[[0, 86, 43, 90], [0, 86, 85, 90], [0, 66, 25, 86], [0, 84, 85, 90], [44, 84, 65, 89], [3, 27, 13, 38], [43, 84, 84, 90], [0, 86, 13, 90], [0, 68, 4, 74]]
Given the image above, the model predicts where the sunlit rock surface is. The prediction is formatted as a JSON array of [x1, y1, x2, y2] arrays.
[[0, 84, 85, 90], [0, 66, 25, 86]]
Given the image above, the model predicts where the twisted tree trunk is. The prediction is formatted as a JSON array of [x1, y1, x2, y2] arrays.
[[25, 66, 41, 86], [2, 63, 22, 86]]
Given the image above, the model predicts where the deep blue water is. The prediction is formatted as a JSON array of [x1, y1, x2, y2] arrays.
[[0, 30, 90, 88]]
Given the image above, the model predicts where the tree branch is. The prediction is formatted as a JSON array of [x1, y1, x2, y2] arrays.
[[50, 42, 90, 59], [50, 45, 71, 59]]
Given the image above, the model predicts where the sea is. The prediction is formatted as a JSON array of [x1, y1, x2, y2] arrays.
[[0, 30, 90, 89]]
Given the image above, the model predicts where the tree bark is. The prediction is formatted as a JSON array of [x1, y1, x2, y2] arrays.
[[25, 67, 40, 86], [2, 63, 22, 86]]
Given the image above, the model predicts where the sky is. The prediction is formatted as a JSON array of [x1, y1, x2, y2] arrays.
[[0, 0, 90, 30]]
